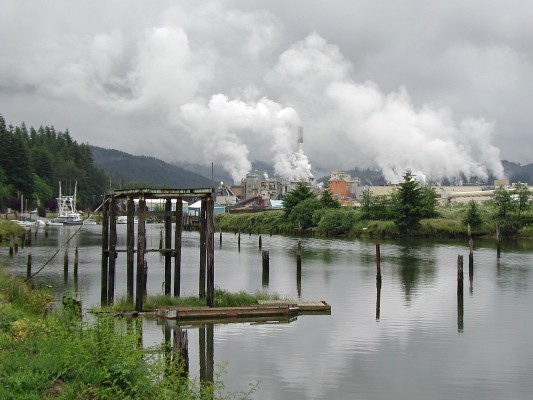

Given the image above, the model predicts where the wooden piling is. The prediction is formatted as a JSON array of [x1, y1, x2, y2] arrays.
[[199, 199, 207, 299], [296, 240, 302, 268], [206, 197, 215, 308], [9, 237, 13, 257], [63, 250, 69, 282], [262, 250, 270, 287], [238, 232, 241, 250], [26, 253, 32, 281], [496, 222, 501, 259], [457, 254, 464, 295], [296, 256, 302, 297], [126, 197, 135, 303], [174, 198, 183, 297], [259, 235, 262, 249], [108, 197, 117, 305], [159, 230, 163, 250], [135, 198, 146, 312], [164, 199, 172, 296], [219, 230, 222, 247], [101, 199, 109, 306], [375, 243, 381, 277], [74, 246, 79, 277]]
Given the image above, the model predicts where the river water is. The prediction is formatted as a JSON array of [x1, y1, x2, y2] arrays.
[[2, 224, 533, 400]]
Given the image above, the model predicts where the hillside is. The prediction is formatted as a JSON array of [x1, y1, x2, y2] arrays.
[[90, 146, 212, 188]]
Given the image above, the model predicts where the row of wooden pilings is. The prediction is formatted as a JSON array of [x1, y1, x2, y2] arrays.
[[100, 189, 216, 312]]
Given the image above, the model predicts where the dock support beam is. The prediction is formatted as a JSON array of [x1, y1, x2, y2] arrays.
[[108, 197, 117, 305], [206, 197, 215, 307], [199, 199, 207, 299], [100, 201, 109, 306], [126, 197, 135, 304], [136, 198, 146, 312], [164, 198, 172, 296], [174, 198, 183, 297]]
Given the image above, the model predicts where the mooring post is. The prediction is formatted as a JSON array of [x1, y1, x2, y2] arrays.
[[199, 199, 207, 299], [496, 222, 501, 259], [297, 253, 302, 297], [159, 230, 163, 250], [296, 240, 302, 268], [219, 230, 222, 247], [174, 198, 183, 297], [206, 197, 215, 308], [26, 253, 32, 281], [457, 254, 464, 295], [262, 250, 269, 287], [74, 246, 79, 277], [126, 197, 135, 303], [164, 198, 172, 296], [101, 197, 109, 306], [375, 243, 381, 277], [238, 230, 241, 251], [63, 249, 68, 281], [135, 198, 146, 312], [108, 197, 117, 305], [259, 235, 262, 249]]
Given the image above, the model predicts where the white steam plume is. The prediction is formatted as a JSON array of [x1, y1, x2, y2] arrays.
[[268, 33, 505, 183]]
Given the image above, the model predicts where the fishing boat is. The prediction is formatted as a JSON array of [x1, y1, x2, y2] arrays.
[[46, 182, 82, 226]]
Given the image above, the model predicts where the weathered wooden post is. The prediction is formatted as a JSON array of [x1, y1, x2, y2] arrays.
[[108, 197, 117, 305], [164, 198, 172, 296], [296, 240, 302, 269], [296, 254, 302, 297], [259, 235, 262, 249], [174, 198, 183, 297], [26, 253, 32, 281], [238, 230, 241, 251], [262, 250, 269, 287], [375, 243, 382, 279], [101, 197, 109, 306], [496, 222, 501, 259], [159, 230, 163, 250], [126, 197, 135, 304], [199, 199, 207, 299], [457, 255, 464, 295], [74, 246, 79, 277], [206, 197, 215, 308], [63, 249, 69, 285], [219, 230, 222, 247], [135, 197, 147, 311], [269, 227, 273, 237]]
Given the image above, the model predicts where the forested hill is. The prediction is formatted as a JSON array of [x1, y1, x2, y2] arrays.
[[90, 146, 212, 189], [0, 115, 107, 211]]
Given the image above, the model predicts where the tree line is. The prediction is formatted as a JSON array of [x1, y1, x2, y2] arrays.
[[0, 114, 107, 214]]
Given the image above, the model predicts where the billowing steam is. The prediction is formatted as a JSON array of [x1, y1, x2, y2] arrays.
[[267, 33, 505, 183], [178, 94, 312, 182], [0, 3, 506, 184]]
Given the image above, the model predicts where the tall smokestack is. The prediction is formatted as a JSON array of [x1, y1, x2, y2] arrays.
[[297, 126, 304, 153]]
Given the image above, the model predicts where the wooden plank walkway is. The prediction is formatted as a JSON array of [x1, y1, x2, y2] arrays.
[[257, 300, 331, 313]]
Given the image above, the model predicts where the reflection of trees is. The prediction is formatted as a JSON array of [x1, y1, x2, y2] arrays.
[[395, 243, 437, 302]]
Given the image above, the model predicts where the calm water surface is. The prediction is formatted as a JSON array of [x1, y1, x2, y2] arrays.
[[2, 224, 533, 400]]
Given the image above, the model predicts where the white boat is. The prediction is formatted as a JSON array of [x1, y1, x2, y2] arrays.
[[117, 216, 138, 224], [15, 219, 36, 227], [46, 182, 83, 226], [83, 218, 97, 225]]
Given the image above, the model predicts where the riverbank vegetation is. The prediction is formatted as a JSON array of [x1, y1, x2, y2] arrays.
[[216, 173, 533, 239], [0, 114, 107, 213], [0, 266, 256, 399], [0, 220, 25, 242], [108, 289, 288, 313]]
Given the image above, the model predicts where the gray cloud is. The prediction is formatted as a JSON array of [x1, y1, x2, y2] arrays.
[[1, 0, 531, 182]]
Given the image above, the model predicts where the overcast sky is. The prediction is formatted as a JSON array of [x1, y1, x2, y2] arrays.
[[1, 0, 531, 182]]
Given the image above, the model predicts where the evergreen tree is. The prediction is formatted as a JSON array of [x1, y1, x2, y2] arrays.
[[320, 187, 341, 209], [282, 183, 315, 216], [393, 170, 423, 234]]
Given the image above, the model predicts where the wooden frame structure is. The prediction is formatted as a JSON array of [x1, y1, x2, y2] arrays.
[[101, 188, 215, 311]]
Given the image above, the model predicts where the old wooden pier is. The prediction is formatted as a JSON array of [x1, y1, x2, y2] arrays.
[[101, 188, 215, 311]]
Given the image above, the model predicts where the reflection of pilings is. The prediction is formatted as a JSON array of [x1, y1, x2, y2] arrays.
[[496, 222, 501, 259], [199, 324, 214, 391], [457, 254, 464, 332], [262, 250, 269, 287], [173, 327, 189, 376]]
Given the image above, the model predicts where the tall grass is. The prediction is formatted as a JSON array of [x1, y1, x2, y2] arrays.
[[0, 266, 256, 399]]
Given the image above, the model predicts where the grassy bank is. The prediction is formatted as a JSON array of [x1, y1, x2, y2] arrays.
[[0, 220, 25, 242], [108, 289, 288, 313], [0, 265, 256, 399], [215, 204, 533, 239]]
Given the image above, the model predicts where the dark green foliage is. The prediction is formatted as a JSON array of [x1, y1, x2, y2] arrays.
[[288, 198, 321, 229], [282, 183, 315, 216], [360, 189, 396, 220], [514, 182, 530, 216], [462, 200, 483, 227], [492, 186, 515, 220], [419, 186, 439, 218], [316, 208, 358, 236], [0, 114, 107, 211], [393, 170, 423, 234], [319, 188, 341, 209]]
